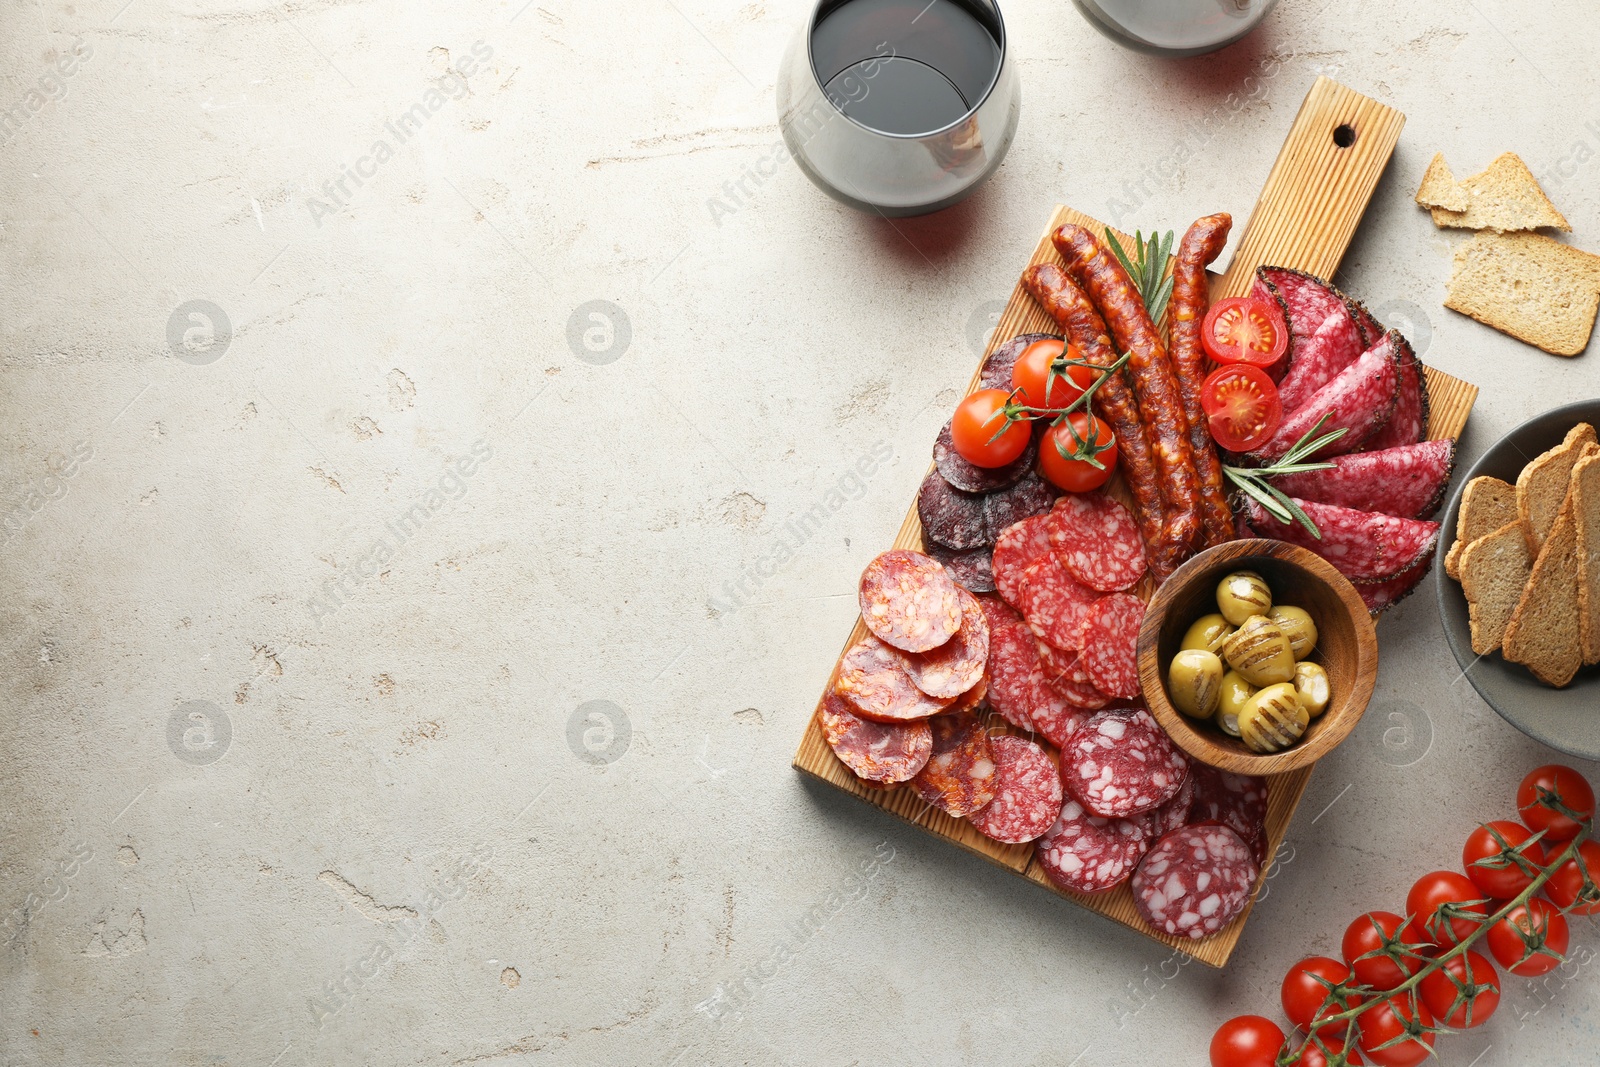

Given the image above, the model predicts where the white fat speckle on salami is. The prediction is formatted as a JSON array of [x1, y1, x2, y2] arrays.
[[819, 691, 932, 783], [909, 711, 998, 817], [859, 549, 963, 653], [1019, 555, 1100, 650], [992, 515, 1054, 609], [1035, 799, 1146, 894], [1077, 594, 1145, 701], [1063, 707, 1188, 818], [976, 597, 1047, 732], [967, 736, 1062, 844], [1046, 493, 1146, 592], [1037, 642, 1112, 710], [835, 636, 952, 722], [904, 588, 990, 699], [1132, 824, 1259, 939]]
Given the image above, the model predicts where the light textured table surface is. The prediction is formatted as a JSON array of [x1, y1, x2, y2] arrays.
[[3, 2, 1598, 1065]]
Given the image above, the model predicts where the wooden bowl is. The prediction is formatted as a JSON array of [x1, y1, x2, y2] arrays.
[[1138, 539, 1379, 775]]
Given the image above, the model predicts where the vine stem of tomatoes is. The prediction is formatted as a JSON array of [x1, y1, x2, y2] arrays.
[[991, 350, 1132, 467]]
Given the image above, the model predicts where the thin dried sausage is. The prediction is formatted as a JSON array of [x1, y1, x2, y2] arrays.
[[1171, 214, 1237, 549]]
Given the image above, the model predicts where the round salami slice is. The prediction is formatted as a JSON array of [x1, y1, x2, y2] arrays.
[[992, 515, 1054, 609], [924, 540, 996, 594], [1188, 766, 1268, 849], [917, 471, 990, 550], [945, 675, 988, 716], [904, 588, 990, 699], [909, 712, 998, 817], [1134, 767, 1196, 845], [1046, 493, 1147, 593], [1132, 824, 1259, 939], [1077, 594, 1145, 701], [1027, 691, 1093, 750], [1018, 556, 1099, 651], [1035, 799, 1146, 894], [979, 332, 1060, 391], [983, 471, 1058, 535], [978, 597, 1048, 732], [859, 550, 963, 653], [934, 420, 1036, 493], [967, 735, 1063, 844], [835, 636, 952, 722], [1037, 642, 1111, 710], [820, 691, 933, 784], [1063, 707, 1188, 818]]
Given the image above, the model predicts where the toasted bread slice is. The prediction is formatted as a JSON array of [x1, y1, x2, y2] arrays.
[[1429, 152, 1571, 232], [1446, 475, 1518, 580], [1517, 424, 1597, 553], [1460, 521, 1535, 656], [1502, 493, 1584, 687], [1416, 153, 1468, 211], [1573, 451, 1600, 665], [1445, 232, 1600, 356]]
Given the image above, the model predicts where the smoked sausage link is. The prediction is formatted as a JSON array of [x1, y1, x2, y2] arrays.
[[1172, 214, 1235, 549]]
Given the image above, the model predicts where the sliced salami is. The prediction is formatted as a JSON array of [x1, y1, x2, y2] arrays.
[[917, 471, 990, 550], [820, 691, 933, 783], [1133, 824, 1259, 939], [992, 515, 1054, 609], [945, 675, 989, 716], [859, 549, 963, 653], [1362, 332, 1429, 452], [1018, 555, 1099, 651], [934, 419, 1037, 493], [1265, 275, 1368, 414], [1257, 267, 1353, 375], [978, 597, 1049, 732], [1027, 692, 1094, 749], [1267, 439, 1455, 520], [1035, 799, 1146, 894], [967, 735, 1063, 845], [1254, 334, 1400, 462], [904, 588, 990, 699], [1188, 766, 1268, 848], [1246, 498, 1440, 582], [1356, 554, 1433, 615], [908, 711, 999, 817], [983, 471, 1058, 535], [924, 540, 996, 594], [1046, 493, 1146, 592], [979, 332, 1060, 391], [1134, 768, 1196, 845], [1077, 593, 1145, 701], [1037, 641, 1112, 710], [1063, 708, 1188, 818], [835, 636, 952, 722]]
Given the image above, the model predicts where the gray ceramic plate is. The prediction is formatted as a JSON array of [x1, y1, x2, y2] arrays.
[[1437, 399, 1600, 759]]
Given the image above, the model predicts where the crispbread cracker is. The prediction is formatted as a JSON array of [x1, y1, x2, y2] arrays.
[[1572, 451, 1600, 665], [1503, 491, 1584, 688], [1446, 475, 1518, 580], [1415, 153, 1468, 211], [1460, 521, 1534, 655], [1429, 152, 1571, 232], [1517, 425, 1597, 554], [1445, 232, 1600, 356]]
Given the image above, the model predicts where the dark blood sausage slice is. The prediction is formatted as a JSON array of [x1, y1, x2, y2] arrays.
[[1028, 692, 1094, 749], [1362, 333, 1429, 452], [1018, 555, 1099, 651], [980, 332, 1060, 391], [1188, 766, 1269, 848], [1246, 498, 1441, 582], [820, 691, 933, 784], [1172, 214, 1238, 549], [1258, 268, 1369, 414], [1268, 440, 1455, 520], [904, 588, 991, 699], [859, 549, 964, 653], [1356, 553, 1434, 615], [1053, 223, 1203, 575], [1253, 332, 1400, 462], [968, 735, 1063, 844], [934, 419, 1036, 493], [1135, 767, 1196, 845], [835, 637, 953, 722], [1063, 707, 1188, 818], [992, 515, 1054, 609], [918, 470, 991, 550], [924, 540, 996, 595], [1035, 799, 1146, 894], [977, 596, 1047, 732], [1133, 824, 1260, 939], [1038, 641, 1111, 711], [982, 471, 1058, 536], [1077, 594, 1145, 701], [1047, 493, 1147, 593], [909, 711, 999, 817], [1021, 264, 1166, 571]]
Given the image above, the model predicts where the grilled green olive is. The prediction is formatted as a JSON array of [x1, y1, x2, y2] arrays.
[[1180, 613, 1235, 656], [1270, 605, 1318, 660], [1214, 671, 1256, 737], [1238, 683, 1310, 753], [1217, 570, 1273, 626], [1293, 661, 1331, 719], [1221, 614, 1297, 687], [1168, 649, 1224, 718]]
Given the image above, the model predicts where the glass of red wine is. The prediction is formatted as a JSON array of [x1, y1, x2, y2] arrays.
[[776, 0, 1018, 217]]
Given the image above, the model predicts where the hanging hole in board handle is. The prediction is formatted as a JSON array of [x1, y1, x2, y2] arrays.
[[1333, 124, 1357, 148]]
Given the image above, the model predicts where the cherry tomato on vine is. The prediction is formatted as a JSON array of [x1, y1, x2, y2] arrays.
[[1355, 992, 1435, 1067], [1011, 339, 1095, 415], [1517, 764, 1595, 842], [1544, 839, 1600, 915], [1281, 956, 1357, 1035], [950, 389, 1030, 468], [1486, 897, 1569, 977], [1401, 870, 1488, 950], [1210, 1015, 1285, 1067], [1039, 411, 1117, 493], [1463, 820, 1540, 900], [1286, 1038, 1365, 1067], [1341, 912, 1426, 991], [1418, 949, 1500, 1029], [1200, 364, 1282, 452], [1202, 296, 1289, 369]]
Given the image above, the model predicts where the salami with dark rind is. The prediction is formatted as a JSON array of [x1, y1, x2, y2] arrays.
[[1038, 642, 1111, 710], [917, 470, 990, 550], [1047, 493, 1146, 592], [934, 419, 1036, 493], [977, 597, 1047, 731], [1248, 277, 1295, 383], [992, 515, 1054, 609], [1035, 799, 1146, 894], [904, 588, 990, 699], [983, 471, 1058, 535], [1172, 214, 1238, 550], [1259, 268, 1369, 415], [967, 735, 1063, 845], [859, 549, 963, 653], [925, 540, 996, 594], [1018, 555, 1099, 651], [1362, 332, 1429, 452], [1253, 333, 1401, 462], [1355, 553, 1434, 615], [1246, 498, 1440, 582], [1028, 692, 1094, 749], [820, 691, 933, 783], [1133, 824, 1259, 939], [980, 332, 1060, 392], [909, 711, 998, 817], [1268, 440, 1455, 520], [1063, 708, 1188, 818], [835, 637, 952, 722], [1188, 766, 1268, 848], [1077, 594, 1145, 701]]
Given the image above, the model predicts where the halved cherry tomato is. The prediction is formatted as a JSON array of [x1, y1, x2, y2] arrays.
[[1200, 364, 1282, 452], [1462, 820, 1540, 900], [1202, 295, 1289, 369], [1039, 411, 1117, 493], [1341, 912, 1426, 991], [1355, 991, 1434, 1067], [1401, 870, 1488, 950], [1012, 339, 1096, 416], [1544, 839, 1600, 915], [1210, 1015, 1285, 1067], [1486, 898, 1569, 976], [1517, 764, 1595, 842], [950, 389, 1030, 468], [1281, 956, 1358, 1035], [1418, 949, 1500, 1028]]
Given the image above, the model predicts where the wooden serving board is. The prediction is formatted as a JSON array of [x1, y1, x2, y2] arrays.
[[793, 78, 1480, 968]]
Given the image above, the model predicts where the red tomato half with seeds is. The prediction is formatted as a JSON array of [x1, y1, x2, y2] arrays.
[[1517, 764, 1595, 842], [1341, 912, 1425, 991], [1200, 364, 1282, 452], [1039, 412, 1117, 493], [1487, 898, 1569, 977], [1012, 339, 1096, 416], [1545, 839, 1600, 915], [1463, 820, 1539, 899], [1402, 869, 1487, 950], [1356, 992, 1434, 1067], [1281, 956, 1357, 1035], [1202, 296, 1289, 369], [1418, 949, 1500, 1029], [950, 389, 1030, 468], [1210, 1015, 1285, 1067]]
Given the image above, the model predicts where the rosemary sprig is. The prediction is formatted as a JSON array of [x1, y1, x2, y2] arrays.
[[1105, 227, 1176, 324], [1222, 413, 1348, 539]]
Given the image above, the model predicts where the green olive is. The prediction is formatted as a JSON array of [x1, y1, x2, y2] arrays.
[[1293, 661, 1331, 719], [1270, 605, 1318, 660], [1180, 613, 1236, 656], [1221, 614, 1297, 687], [1217, 570, 1273, 626], [1238, 683, 1310, 753], [1168, 649, 1224, 718], [1214, 671, 1256, 737]]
